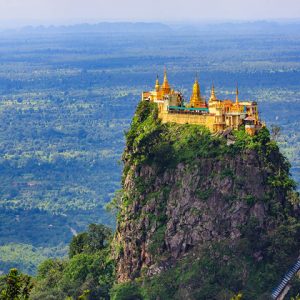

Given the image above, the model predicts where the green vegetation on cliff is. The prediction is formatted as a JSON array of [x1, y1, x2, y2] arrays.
[[124, 101, 227, 173]]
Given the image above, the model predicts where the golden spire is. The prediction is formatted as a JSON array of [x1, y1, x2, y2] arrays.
[[235, 83, 239, 104], [193, 77, 200, 98], [161, 68, 170, 94], [155, 75, 160, 92], [209, 82, 217, 101], [190, 77, 203, 108]]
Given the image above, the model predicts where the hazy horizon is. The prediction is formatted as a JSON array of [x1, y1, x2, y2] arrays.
[[1, 18, 300, 31], [0, 0, 300, 29]]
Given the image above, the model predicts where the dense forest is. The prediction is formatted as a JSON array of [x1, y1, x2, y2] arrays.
[[0, 23, 300, 273]]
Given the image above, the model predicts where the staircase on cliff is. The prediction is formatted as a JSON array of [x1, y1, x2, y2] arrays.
[[271, 259, 300, 299]]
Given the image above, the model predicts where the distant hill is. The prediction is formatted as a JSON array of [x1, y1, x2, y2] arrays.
[[173, 20, 300, 34], [3, 20, 300, 35], [13, 22, 171, 34]]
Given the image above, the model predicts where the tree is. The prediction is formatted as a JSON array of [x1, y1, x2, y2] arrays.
[[0, 268, 33, 300], [69, 224, 112, 258], [87, 224, 112, 253], [69, 232, 89, 258], [270, 124, 281, 141]]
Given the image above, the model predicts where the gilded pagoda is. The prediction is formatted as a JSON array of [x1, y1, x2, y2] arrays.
[[142, 70, 263, 136]]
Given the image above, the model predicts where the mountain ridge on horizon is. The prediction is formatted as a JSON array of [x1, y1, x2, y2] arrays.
[[2, 19, 300, 34], [0, 22, 171, 34]]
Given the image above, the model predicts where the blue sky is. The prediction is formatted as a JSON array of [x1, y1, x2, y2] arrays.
[[0, 0, 299, 27]]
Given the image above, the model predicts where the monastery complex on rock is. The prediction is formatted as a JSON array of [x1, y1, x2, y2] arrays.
[[142, 70, 263, 136]]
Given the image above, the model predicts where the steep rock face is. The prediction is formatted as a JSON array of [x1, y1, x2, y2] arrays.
[[113, 101, 300, 298], [116, 150, 282, 282]]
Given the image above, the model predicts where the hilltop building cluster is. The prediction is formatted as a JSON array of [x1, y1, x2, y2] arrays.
[[142, 71, 263, 135]]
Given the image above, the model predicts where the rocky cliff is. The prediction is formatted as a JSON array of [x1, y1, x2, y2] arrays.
[[112, 101, 300, 300]]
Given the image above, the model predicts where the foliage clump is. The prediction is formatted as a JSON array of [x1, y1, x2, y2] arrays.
[[0, 268, 33, 300], [30, 224, 115, 300]]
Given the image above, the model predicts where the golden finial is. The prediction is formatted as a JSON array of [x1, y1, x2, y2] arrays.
[[236, 83, 239, 104], [162, 68, 170, 94], [163, 67, 168, 82], [155, 74, 160, 92]]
